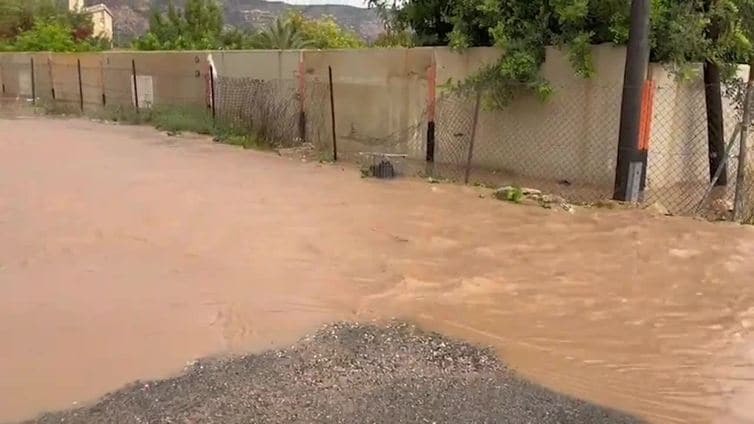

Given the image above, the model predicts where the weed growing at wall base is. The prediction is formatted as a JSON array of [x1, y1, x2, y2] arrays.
[[149, 106, 215, 135], [39, 102, 267, 151]]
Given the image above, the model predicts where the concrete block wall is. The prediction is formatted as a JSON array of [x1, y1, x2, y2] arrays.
[[102, 52, 209, 108], [301, 48, 432, 159], [0, 54, 34, 98], [211, 50, 299, 79], [0, 52, 210, 111], [434, 44, 626, 187], [44, 53, 104, 111], [1, 46, 741, 198], [209, 50, 302, 142]]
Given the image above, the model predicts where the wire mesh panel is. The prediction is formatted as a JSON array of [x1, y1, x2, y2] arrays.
[[647, 81, 750, 219], [216, 77, 305, 148], [0, 61, 32, 115], [302, 80, 332, 155], [431, 91, 477, 182], [0, 61, 33, 100], [431, 83, 621, 203], [734, 131, 754, 223], [103, 65, 139, 109], [301, 77, 426, 173], [428, 80, 754, 219]]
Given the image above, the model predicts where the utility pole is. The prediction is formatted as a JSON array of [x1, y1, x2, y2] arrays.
[[613, 0, 651, 202]]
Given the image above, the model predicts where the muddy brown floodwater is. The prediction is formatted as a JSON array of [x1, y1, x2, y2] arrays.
[[1, 117, 754, 424]]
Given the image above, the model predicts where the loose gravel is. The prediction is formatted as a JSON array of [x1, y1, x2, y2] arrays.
[[26, 322, 645, 424]]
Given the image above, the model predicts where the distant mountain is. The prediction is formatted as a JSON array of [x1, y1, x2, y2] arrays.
[[84, 0, 384, 46]]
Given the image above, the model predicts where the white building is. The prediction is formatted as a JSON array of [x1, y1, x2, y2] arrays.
[[68, 0, 113, 41]]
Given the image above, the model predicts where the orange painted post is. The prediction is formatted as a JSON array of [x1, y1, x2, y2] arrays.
[[637, 79, 656, 190], [639, 80, 656, 151]]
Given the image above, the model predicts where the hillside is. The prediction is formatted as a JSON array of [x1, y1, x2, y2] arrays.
[[84, 0, 384, 46]]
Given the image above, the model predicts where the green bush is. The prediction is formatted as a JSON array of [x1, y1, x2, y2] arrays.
[[42, 100, 271, 151], [91, 105, 151, 125], [150, 105, 215, 135], [8, 20, 107, 52]]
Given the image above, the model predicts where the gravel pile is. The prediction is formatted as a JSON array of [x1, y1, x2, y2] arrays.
[[27, 322, 644, 424]]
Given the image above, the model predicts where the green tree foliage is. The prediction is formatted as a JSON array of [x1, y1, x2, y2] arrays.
[[372, 30, 417, 47], [134, 1, 365, 51], [738, 0, 754, 61], [286, 11, 365, 49], [0, 0, 108, 52], [370, 0, 753, 107], [370, 0, 455, 46], [0, 0, 59, 41], [254, 17, 314, 50], [134, 0, 224, 50], [11, 20, 86, 52], [722, 0, 754, 108], [217, 27, 259, 50]]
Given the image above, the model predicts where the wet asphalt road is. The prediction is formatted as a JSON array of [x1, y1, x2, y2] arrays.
[[26, 322, 644, 424]]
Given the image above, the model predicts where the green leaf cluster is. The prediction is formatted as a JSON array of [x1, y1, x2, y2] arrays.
[[371, 0, 754, 108], [134, 1, 366, 51], [133, 0, 224, 50], [0, 0, 108, 52], [286, 11, 365, 49]]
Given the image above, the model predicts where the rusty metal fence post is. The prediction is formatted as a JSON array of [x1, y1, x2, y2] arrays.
[[77, 59, 84, 113], [209, 64, 216, 121], [464, 91, 482, 184], [48, 56, 56, 101], [426, 59, 437, 175], [99, 58, 106, 107], [30, 58, 36, 106], [131, 59, 139, 113], [328, 65, 337, 161]]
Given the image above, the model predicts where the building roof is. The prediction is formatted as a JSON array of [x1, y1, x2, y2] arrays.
[[83, 3, 113, 17]]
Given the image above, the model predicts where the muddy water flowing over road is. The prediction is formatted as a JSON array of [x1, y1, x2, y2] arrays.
[[1, 118, 754, 423]]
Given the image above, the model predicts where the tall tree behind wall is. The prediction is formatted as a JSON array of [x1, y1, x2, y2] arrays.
[[133, 0, 223, 50], [704, 0, 727, 186], [0, 0, 60, 41], [369, 0, 750, 186]]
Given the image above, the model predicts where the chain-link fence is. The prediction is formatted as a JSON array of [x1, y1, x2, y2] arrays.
[[216, 77, 328, 149], [0, 61, 34, 115], [303, 78, 427, 172], [0, 57, 324, 150], [2, 54, 753, 222], [645, 81, 754, 221], [431, 83, 622, 203], [426, 80, 754, 222]]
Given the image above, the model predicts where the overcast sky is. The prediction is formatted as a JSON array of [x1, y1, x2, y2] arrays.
[[281, 0, 368, 7]]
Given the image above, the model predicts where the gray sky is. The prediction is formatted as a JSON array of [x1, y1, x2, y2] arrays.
[[281, 0, 368, 7]]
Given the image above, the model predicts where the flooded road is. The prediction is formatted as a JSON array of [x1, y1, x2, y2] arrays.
[[1, 117, 754, 423]]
